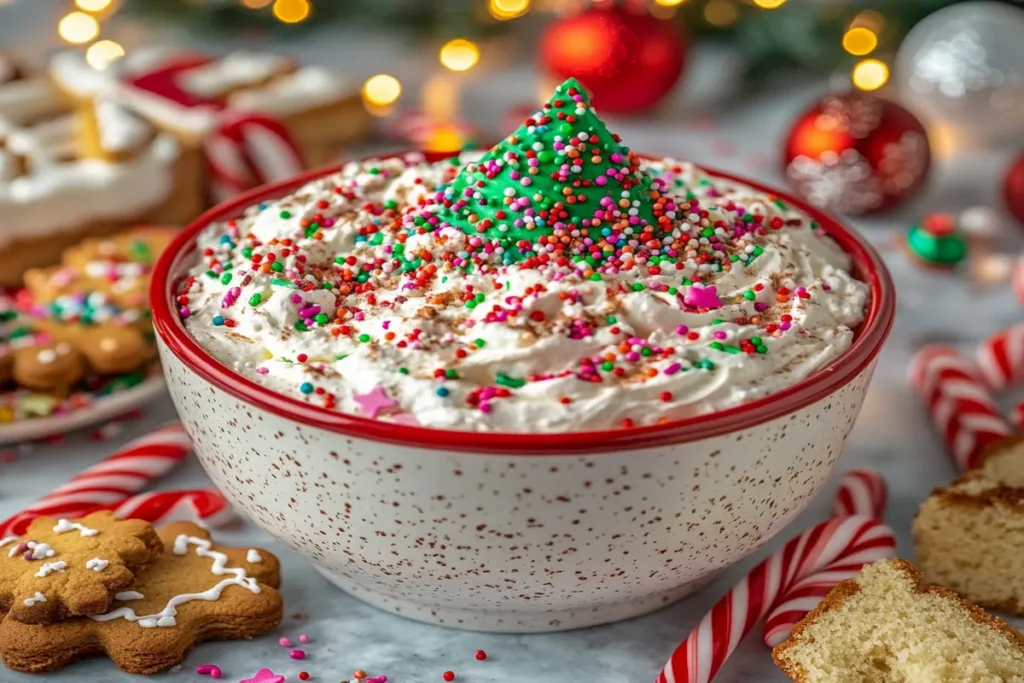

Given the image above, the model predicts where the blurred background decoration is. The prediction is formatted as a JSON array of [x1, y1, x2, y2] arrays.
[[27, 0, 1024, 220], [113, 0, 1010, 82]]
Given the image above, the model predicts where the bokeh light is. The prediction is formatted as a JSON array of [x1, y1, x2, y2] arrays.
[[242, 0, 274, 7], [654, 0, 688, 6], [753, 0, 786, 8], [439, 39, 480, 72], [272, 0, 310, 23], [489, 0, 530, 20], [85, 39, 125, 70], [852, 58, 889, 91], [75, 0, 113, 11], [362, 74, 402, 107], [58, 12, 100, 44], [843, 27, 878, 56]]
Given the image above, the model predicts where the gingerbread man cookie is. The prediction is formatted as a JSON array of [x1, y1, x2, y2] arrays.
[[0, 522, 282, 674], [0, 512, 162, 625]]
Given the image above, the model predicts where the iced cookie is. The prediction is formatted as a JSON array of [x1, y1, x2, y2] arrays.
[[0, 512, 162, 624], [11, 341, 85, 393], [0, 522, 282, 674], [0, 69, 197, 286]]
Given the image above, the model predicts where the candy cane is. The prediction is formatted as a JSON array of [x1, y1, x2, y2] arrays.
[[0, 422, 191, 536], [656, 515, 895, 683], [909, 346, 1013, 471], [106, 489, 236, 528], [0, 490, 235, 535], [761, 470, 887, 647], [207, 112, 305, 203], [976, 324, 1024, 391]]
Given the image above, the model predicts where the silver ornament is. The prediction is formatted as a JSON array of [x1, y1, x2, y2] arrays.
[[895, 1, 1024, 145]]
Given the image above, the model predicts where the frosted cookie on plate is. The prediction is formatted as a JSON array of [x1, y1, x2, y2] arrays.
[[773, 559, 1024, 682], [0, 73, 197, 286], [50, 47, 371, 199]]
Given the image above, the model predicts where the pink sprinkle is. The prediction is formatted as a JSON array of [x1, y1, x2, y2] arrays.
[[195, 664, 222, 678], [298, 634, 310, 644], [278, 637, 292, 647], [290, 649, 306, 660]]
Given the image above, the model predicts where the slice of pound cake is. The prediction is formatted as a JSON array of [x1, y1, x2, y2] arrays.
[[914, 437, 1024, 615], [772, 559, 1024, 682]]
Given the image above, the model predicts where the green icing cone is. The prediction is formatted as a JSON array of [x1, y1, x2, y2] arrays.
[[433, 78, 662, 245]]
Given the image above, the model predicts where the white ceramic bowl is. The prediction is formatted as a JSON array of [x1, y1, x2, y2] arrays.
[[151, 158, 896, 633]]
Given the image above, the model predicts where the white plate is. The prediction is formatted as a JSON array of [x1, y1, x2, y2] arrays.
[[0, 375, 167, 445]]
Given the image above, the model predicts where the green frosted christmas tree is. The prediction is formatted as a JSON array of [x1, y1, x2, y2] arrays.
[[433, 78, 663, 246]]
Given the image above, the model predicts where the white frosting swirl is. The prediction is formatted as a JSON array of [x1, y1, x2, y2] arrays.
[[180, 154, 868, 433]]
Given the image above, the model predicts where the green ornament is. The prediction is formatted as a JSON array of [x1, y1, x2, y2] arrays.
[[433, 78, 659, 244], [905, 215, 966, 267]]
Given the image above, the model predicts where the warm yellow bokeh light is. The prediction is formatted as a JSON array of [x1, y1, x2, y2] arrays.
[[75, 0, 113, 11], [439, 39, 480, 72], [704, 0, 738, 27], [272, 0, 310, 23], [753, 0, 786, 8], [843, 27, 878, 56], [654, 0, 688, 6], [242, 0, 274, 7], [85, 39, 125, 70], [852, 58, 889, 91], [58, 12, 100, 45], [362, 74, 402, 107], [489, 0, 530, 20]]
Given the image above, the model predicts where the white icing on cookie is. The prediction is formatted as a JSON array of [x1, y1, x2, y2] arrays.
[[95, 99, 150, 154], [180, 51, 292, 99], [53, 519, 100, 536], [11, 541, 56, 559], [34, 561, 68, 577], [23, 591, 46, 606], [91, 535, 261, 629], [86, 558, 109, 572], [0, 536, 17, 549], [0, 134, 179, 248], [245, 549, 263, 564], [0, 79, 65, 134], [5, 115, 77, 168], [115, 591, 144, 601], [230, 66, 354, 118]]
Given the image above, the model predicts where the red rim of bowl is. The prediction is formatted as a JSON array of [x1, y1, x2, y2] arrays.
[[151, 152, 896, 455]]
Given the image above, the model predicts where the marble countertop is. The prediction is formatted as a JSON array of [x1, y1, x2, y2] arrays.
[[2, 3, 1024, 681]]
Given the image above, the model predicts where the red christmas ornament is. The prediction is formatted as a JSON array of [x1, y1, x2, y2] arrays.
[[782, 92, 931, 215], [538, 5, 686, 116], [1004, 149, 1024, 227]]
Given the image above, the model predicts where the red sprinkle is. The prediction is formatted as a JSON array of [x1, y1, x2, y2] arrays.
[[475, 650, 487, 661], [298, 673, 310, 681], [443, 672, 455, 682]]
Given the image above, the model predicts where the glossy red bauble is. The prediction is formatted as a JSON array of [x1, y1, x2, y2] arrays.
[[783, 92, 932, 215], [538, 6, 686, 116], [1004, 149, 1024, 227]]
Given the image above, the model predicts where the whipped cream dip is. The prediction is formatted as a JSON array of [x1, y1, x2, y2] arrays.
[[178, 79, 867, 433]]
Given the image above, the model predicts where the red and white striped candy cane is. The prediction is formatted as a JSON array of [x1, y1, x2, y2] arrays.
[[1014, 400, 1024, 432], [909, 345, 1013, 471], [0, 422, 191, 536], [656, 515, 895, 683], [0, 490, 235, 536], [976, 324, 1024, 391], [206, 112, 305, 203], [761, 470, 887, 647], [106, 489, 236, 529]]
